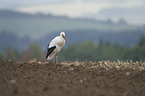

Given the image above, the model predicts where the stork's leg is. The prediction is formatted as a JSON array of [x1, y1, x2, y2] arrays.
[[56, 54, 58, 64], [53, 55, 55, 63]]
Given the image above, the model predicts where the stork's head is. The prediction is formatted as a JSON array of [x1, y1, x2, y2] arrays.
[[60, 32, 65, 37], [60, 32, 67, 44]]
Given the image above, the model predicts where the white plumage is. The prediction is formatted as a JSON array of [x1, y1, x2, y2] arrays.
[[46, 32, 67, 63]]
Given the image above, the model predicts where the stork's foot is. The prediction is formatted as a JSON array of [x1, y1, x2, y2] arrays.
[[48, 61, 53, 64]]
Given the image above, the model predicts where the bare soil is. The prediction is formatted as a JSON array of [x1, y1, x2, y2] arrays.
[[0, 61, 145, 96]]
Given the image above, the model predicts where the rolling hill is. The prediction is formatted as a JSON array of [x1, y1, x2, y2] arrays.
[[0, 10, 145, 52], [0, 10, 140, 40]]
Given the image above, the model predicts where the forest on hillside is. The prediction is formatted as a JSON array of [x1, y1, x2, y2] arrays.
[[0, 36, 145, 62]]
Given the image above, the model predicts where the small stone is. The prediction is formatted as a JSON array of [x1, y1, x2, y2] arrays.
[[80, 79, 83, 83], [10, 79, 16, 84], [69, 67, 74, 71], [126, 72, 131, 76], [38, 61, 42, 64]]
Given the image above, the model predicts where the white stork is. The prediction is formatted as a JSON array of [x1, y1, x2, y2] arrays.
[[46, 32, 67, 63]]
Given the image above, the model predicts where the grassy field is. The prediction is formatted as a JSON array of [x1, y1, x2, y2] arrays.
[[0, 60, 145, 96]]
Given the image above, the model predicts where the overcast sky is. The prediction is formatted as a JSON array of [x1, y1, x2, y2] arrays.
[[0, 0, 145, 25]]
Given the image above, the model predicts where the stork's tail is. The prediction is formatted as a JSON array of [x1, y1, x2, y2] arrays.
[[46, 46, 56, 60]]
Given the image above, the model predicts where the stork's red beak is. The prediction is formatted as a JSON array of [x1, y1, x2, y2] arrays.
[[63, 35, 68, 45]]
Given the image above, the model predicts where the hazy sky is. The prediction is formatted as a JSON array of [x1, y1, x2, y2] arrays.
[[0, 0, 145, 25]]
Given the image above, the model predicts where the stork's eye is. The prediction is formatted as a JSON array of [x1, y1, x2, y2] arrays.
[[62, 34, 64, 37]]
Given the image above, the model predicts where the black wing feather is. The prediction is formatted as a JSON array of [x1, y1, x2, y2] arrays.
[[46, 46, 56, 58]]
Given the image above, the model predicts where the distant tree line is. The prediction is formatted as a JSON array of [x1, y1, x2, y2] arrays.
[[0, 36, 145, 62], [59, 35, 145, 62]]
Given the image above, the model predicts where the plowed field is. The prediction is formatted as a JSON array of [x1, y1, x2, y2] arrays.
[[0, 61, 145, 96]]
